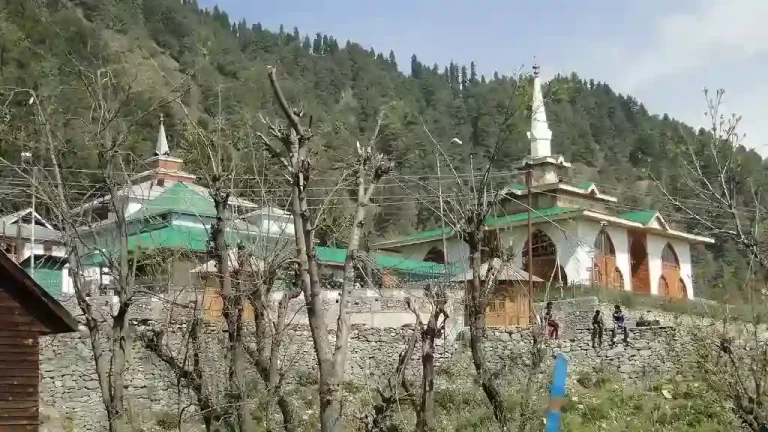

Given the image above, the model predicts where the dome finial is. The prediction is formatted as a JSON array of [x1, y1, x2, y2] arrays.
[[532, 56, 540, 78]]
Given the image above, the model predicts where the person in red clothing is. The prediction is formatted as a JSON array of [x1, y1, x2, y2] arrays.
[[544, 301, 560, 339]]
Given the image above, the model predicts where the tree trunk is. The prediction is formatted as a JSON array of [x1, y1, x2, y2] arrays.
[[417, 321, 438, 431], [213, 198, 253, 431], [467, 237, 509, 430], [366, 330, 418, 432]]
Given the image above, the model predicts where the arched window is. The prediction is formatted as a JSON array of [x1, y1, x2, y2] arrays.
[[525, 230, 556, 258], [482, 230, 502, 262], [679, 278, 688, 299], [424, 247, 446, 264], [593, 229, 616, 257], [523, 230, 559, 284], [661, 243, 679, 268]]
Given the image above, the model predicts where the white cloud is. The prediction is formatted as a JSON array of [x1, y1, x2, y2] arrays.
[[576, 0, 768, 154], [618, 0, 768, 92]]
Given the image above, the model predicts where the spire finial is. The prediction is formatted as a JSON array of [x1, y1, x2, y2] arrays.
[[154, 115, 170, 157], [527, 58, 552, 159]]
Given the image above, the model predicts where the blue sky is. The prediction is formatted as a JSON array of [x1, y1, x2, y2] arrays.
[[200, 0, 768, 156]]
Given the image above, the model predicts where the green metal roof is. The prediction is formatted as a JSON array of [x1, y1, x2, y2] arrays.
[[127, 182, 217, 221], [576, 181, 595, 190], [618, 209, 658, 225], [381, 207, 581, 245], [82, 224, 246, 266], [487, 206, 580, 228], [398, 227, 454, 242], [315, 246, 448, 276]]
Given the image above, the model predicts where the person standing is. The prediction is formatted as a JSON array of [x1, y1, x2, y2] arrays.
[[591, 309, 604, 348]]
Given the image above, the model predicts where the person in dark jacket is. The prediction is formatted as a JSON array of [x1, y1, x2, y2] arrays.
[[591, 309, 604, 348], [544, 301, 559, 339], [611, 304, 630, 347]]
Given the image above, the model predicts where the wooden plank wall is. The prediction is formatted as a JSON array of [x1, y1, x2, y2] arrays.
[[0, 289, 43, 431]]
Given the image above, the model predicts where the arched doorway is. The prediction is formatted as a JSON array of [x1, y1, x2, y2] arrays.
[[423, 247, 446, 264], [660, 243, 684, 299], [523, 230, 561, 287], [629, 233, 650, 294], [593, 229, 619, 289], [612, 267, 624, 289], [659, 275, 670, 297]]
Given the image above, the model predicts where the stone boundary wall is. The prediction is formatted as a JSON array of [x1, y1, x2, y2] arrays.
[[39, 295, 711, 430]]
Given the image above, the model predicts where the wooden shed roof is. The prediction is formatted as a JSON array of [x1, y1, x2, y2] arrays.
[[0, 251, 78, 334]]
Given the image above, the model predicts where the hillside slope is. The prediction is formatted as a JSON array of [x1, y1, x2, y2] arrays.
[[0, 0, 763, 299]]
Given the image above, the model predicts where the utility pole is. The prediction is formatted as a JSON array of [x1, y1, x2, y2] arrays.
[[436, 154, 449, 266], [526, 164, 534, 320], [21, 151, 34, 277]]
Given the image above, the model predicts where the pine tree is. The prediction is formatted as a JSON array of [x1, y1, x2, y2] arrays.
[[326, 37, 339, 54], [302, 35, 311, 52], [470, 61, 478, 84], [293, 27, 300, 41], [460, 65, 468, 89], [312, 33, 322, 54], [410, 54, 421, 78], [388, 50, 397, 69]]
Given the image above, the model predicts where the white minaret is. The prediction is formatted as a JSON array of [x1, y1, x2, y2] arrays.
[[154, 114, 170, 157], [527, 62, 552, 159]]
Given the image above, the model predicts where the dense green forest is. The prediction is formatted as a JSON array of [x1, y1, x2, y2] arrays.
[[0, 0, 764, 300]]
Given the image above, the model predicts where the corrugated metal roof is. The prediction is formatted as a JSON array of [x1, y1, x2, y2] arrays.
[[450, 259, 543, 282], [0, 223, 62, 242], [316, 246, 449, 276], [126, 182, 218, 221]]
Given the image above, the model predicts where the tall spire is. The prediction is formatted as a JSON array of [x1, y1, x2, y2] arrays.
[[527, 58, 552, 159], [154, 115, 170, 157]]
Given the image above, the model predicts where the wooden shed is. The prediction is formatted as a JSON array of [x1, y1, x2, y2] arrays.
[[452, 259, 544, 328], [0, 251, 78, 430]]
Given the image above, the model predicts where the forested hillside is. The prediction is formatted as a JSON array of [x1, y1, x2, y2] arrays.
[[0, 0, 764, 300]]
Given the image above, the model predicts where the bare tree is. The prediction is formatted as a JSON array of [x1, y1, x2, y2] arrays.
[[657, 89, 768, 431], [0, 60, 187, 430], [364, 327, 419, 432], [4, 62, 184, 431], [656, 88, 768, 271], [139, 308, 223, 432], [236, 244, 301, 432], [389, 68, 545, 429], [407, 283, 450, 431], [258, 66, 392, 431]]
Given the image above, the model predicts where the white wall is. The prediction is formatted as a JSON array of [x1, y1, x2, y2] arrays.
[[18, 243, 67, 262], [646, 233, 694, 299], [61, 266, 74, 295]]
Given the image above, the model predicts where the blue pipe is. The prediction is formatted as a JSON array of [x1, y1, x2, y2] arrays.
[[546, 352, 569, 432]]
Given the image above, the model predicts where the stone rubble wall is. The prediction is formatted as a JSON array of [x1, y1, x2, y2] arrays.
[[39, 296, 710, 430]]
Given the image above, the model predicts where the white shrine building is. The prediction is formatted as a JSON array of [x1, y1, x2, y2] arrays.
[[374, 64, 714, 300]]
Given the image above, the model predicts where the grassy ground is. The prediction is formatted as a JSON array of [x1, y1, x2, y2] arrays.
[[137, 370, 739, 432]]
